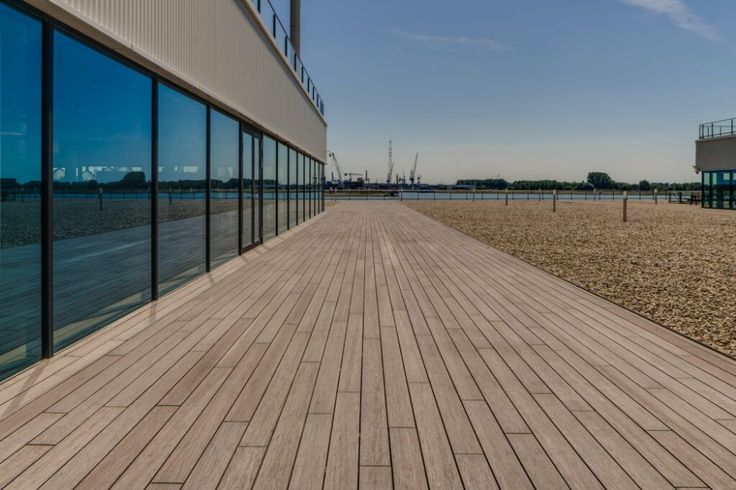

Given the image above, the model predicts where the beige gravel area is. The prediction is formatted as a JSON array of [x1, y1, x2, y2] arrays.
[[406, 200, 736, 356]]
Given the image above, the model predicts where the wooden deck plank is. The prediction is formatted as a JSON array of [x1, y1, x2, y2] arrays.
[[0, 202, 734, 489]]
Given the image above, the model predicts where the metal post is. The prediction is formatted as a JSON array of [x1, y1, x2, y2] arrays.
[[41, 21, 54, 358], [553, 189, 557, 213], [654, 188, 658, 205], [623, 191, 628, 222], [505, 188, 509, 206]]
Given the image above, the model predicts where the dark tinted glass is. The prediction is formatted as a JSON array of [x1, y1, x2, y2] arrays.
[[298, 153, 305, 223], [308, 158, 313, 218], [262, 136, 276, 240], [158, 85, 206, 294], [242, 132, 254, 248], [289, 148, 297, 228], [299, 155, 309, 221], [277, 143, 288, 233], [210, 110, 239, 268], [0, 3, 42, 377], [52, 31, 152, 350], [254, 137, 261, 243]]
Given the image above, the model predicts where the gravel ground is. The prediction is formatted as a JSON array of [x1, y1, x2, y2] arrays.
[[406, 200, 736, 356]]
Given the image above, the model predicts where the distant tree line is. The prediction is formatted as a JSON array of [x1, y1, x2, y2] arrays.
[[457, 172, 701, 192]]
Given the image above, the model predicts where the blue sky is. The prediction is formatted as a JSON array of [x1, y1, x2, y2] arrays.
[[282, 0, 736, 184]]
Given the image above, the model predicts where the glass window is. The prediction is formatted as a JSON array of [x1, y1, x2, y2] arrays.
[[262, 136, 277, 240], [304, 156, 312, 219], [254, 136, 261, 243], [289, 148, 297, 228], [702, 172, 712, 208], [314, 162, 319, 215], [0, 3, 42, 378], [319, 164, 324, 213], [277, 143, 288, 233], [299, 155, 308, 221], [210, 110, 239, 268], [52, 31, 152, 350], [714, 171, 731, 210], [242, 132, 254, 248], [158, 85, 206, 295]]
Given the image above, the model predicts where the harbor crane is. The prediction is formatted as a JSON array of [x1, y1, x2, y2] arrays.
[[386, 140, 395, 185], [409, 153, 419, 188], [327, 151, 343, 185]]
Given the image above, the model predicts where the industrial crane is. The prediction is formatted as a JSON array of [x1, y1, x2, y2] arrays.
[[327, 151, 343, 186], [386, 140, 395, 185], [409, 153, 419, 188]]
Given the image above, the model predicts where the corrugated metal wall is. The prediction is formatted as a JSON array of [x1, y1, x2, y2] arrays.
[[30, 0, 326, 159]]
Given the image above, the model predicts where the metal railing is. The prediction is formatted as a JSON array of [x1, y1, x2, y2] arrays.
[[250, 0, 325, 116], [326, 189, 702, 204], [699, 118, 736, 139]]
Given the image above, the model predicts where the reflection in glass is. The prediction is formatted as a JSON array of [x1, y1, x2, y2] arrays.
[[289, 148, 297, 228], [158, 85, 206, 295], [242, 132, 254, 248], [703, 172, 712, 209], [299, 155, 309, 221], [262, 136, 277, 240], [0, 3, 42, 377], [308, 158, 313, 218], [210, 110, 239, 268], [278, 143, 288, 233], [52, 31, 152, 350], [254, 137, 262, 243]]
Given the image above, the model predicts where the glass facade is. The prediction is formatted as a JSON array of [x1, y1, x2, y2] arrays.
[[158, 85, 207, 295], [0, 1, 325, 379], [53, 31, 153, 350], [210, 110, 239, 268], [254, 137, 262, 244], [0, 3, 42, 377], [242, 131, 255, 248], [299, 153, 306, 223], [702, 170, 734, 210], [263, 136, 277, 240], [277, 142, 288, 234], [289, 148, 297, 228]]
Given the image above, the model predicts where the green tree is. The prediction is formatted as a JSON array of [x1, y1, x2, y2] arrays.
[[587, 172, 615, 189]]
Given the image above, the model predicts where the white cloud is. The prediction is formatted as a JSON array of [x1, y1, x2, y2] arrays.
[[620, 0, 721, 42], [393, 28, 511, 51]]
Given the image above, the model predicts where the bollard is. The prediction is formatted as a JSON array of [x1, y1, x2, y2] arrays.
[[553, 189, 557, 213], [505, 188, 509, 206], [98, 188, 103, 211], [623, 191, 628, 222], [654, 188, 658, 205], [538, 189, 542, 202]]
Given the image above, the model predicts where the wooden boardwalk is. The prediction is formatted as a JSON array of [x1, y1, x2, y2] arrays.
[[0, 201, 735, 489]]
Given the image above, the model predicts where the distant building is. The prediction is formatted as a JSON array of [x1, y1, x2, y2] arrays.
[[695, 118, 735, 209]]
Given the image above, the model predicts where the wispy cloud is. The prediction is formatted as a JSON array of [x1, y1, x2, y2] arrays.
[[620, 0, 721, 42], [393, 28, 511, 51]]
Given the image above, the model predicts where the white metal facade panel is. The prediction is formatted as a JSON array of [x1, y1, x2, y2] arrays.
[[33, 0, 326, 159]]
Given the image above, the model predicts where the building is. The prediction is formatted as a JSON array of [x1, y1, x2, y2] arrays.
[[695, 118, 735, 209], [0, 0, 326, 380]]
